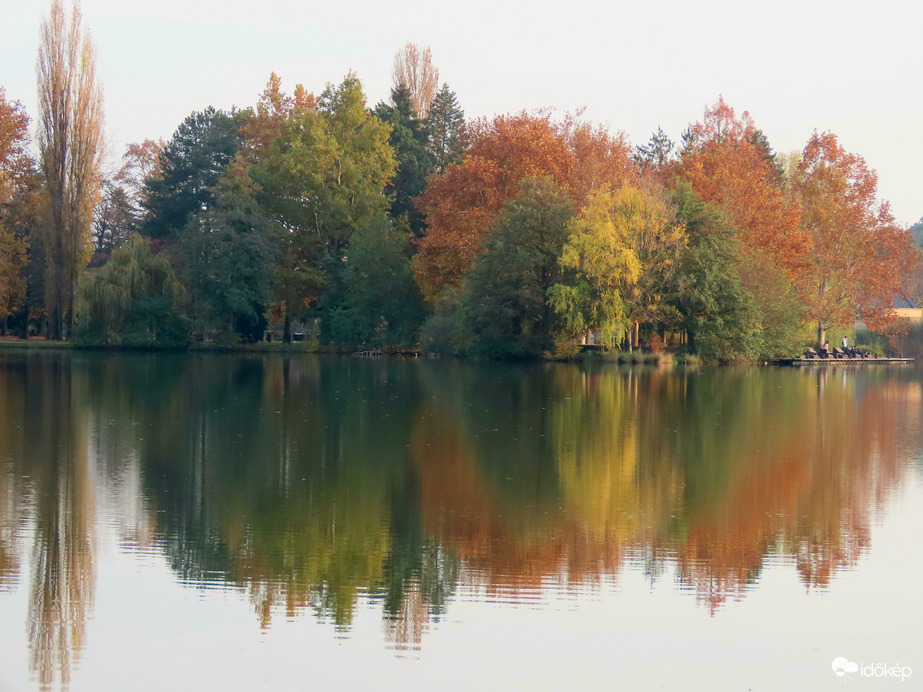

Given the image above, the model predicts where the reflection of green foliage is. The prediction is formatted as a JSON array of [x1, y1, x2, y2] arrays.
[[415, 360, 565, 531], [2, 351, 909, 638], [649, 368, 814, 517], [77, 354, 443, 628]]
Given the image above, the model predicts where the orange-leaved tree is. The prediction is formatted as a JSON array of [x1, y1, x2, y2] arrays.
[[413, 112, 636, 305], [238, 72, 315, 164], [671, 97, 807, 278], [559, 114, 635, 205], [794, 131, 917, 344], [0, 88, 36, 322], [413, 112, 574, 304]]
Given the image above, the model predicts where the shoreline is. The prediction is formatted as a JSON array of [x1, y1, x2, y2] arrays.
[[0, 339, 914, 366]]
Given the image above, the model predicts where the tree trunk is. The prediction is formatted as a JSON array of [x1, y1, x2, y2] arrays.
[[283, 313, 291, 344], [49, 300, 63, 341], [817, 323, 826, 348], [632, 321, 640, 350]]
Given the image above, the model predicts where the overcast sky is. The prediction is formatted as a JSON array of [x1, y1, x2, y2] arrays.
[[2, 0, 921, 225]]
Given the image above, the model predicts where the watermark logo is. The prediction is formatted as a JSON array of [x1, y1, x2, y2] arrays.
[[832, 657, 912, 683], [832, 657, 858, 679]]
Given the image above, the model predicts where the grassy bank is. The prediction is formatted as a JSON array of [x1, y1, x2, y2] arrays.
[[0, 337, 320, 354]]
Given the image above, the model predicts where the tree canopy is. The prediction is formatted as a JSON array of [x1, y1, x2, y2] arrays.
[[794, 131, 917, 342], [1, 27, 917, 357]]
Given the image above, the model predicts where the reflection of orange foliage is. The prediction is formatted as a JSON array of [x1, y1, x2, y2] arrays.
[[786, 375, 907, 587], [677, 372, 913, 611], [411, 408, 502, 570], [410, 400, 632, 597], [678, 456, 807, 613]]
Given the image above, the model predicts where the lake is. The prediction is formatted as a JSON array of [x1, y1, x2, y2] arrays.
[[0, 352, 920, 691]]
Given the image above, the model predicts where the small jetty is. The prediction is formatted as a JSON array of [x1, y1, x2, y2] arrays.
[[352, 348, 421, 357], [777, 349, 914, 366], [778, 356, 913, 366]]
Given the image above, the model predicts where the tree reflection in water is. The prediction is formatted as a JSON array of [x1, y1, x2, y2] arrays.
[[0, 353, 918, 667], [0, 355, 97, 690]]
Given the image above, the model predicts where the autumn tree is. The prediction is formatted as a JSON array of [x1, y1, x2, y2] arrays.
[[413, 110, 638, 307], [413, 112, 574, 304], [92, 141, 162, 258], [0, 89, 38, 328], [36, 0, 105, 339], [547, 188, 642, 350], [561, 115, 636, 205], [794, 131, 917, 344], [614, 183, 686, 349], [238, 73, 314, 164], [671, 97, 806, 278], [392, 42, 439, 118]]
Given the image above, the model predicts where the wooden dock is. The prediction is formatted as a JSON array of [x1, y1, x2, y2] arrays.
[[777, 356, 914, 366]]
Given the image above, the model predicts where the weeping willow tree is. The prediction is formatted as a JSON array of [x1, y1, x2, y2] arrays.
[[37, 0, 104, 339], [76, 234, 189, 346]]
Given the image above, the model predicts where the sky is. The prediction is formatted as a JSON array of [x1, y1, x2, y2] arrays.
[[1, 0, 921, 225]]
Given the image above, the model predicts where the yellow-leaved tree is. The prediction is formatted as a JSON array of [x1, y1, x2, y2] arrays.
[[548, 186, 643, 350]]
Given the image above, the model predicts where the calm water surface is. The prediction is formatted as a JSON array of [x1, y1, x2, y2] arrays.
[[0, 352, 920, 691]]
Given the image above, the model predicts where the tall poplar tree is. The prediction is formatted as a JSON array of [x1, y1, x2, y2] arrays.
[[391, 43, 439, 118], [36, 0, 104, 340]]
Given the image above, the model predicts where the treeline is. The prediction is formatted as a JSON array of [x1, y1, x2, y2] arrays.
[[0, 6, 918, 357]]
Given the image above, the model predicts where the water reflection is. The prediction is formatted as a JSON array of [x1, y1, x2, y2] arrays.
[[0, 353, 919, 678], [0, 355, 97, 690]]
